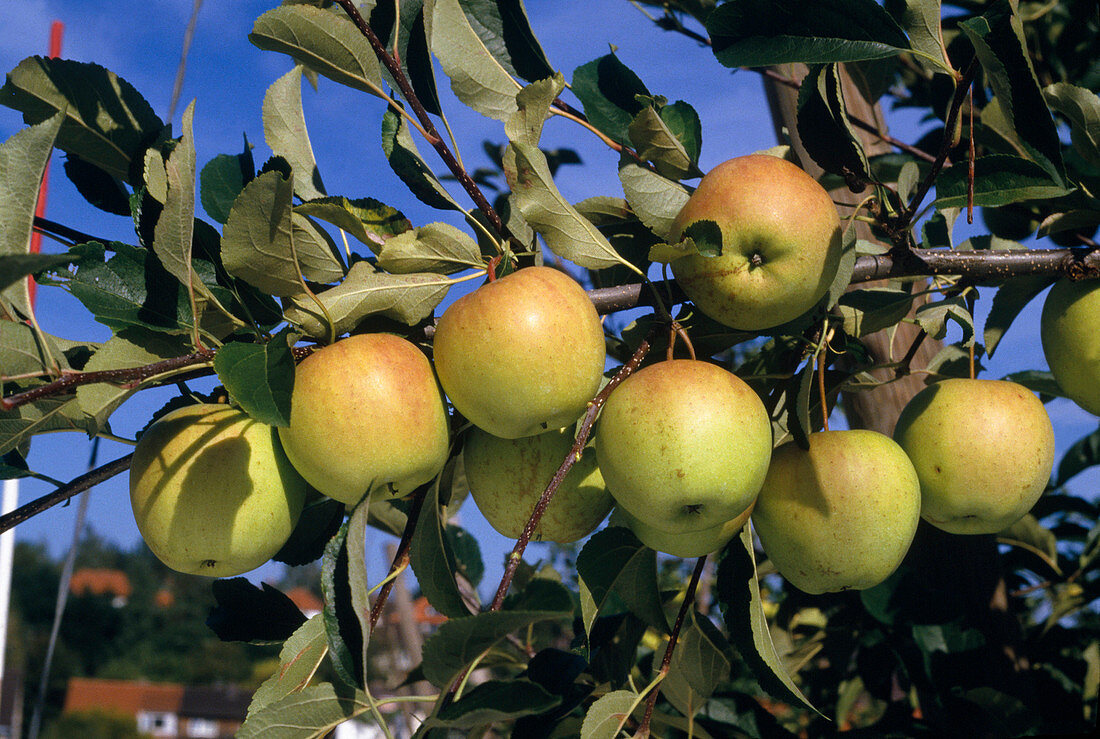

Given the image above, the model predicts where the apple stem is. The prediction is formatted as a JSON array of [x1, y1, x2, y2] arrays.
[[818, 349, 830, 432], [487, 327, 658, 613], [636, 555, 708, 739], [368, 486, 429, 632]]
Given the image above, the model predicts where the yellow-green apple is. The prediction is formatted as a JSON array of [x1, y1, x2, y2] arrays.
[[1041, 278, 1100, 415], [893, 378, 1055, 535], [463, 425, 612, 543], [278, 333, 450, 505], [609, 504, 751, 558], [129, 403, 308, 577], [669, 154, 843, 330], [752, 430, 921, 594], [595, 359, 771, 534], [432, 266, 606, 438]]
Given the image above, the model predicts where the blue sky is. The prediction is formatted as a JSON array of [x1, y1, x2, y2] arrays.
[[2, 0, 1097, 596]]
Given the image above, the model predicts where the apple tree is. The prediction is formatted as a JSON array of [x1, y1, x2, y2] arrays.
[[3, 0, 1100, 736]]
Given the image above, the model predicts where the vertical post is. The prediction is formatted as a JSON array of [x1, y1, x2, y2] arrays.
[[0, 19, 64, 732]]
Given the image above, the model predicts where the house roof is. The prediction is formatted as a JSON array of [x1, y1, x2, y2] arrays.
[[69, 568, 132, 599], [64, 678, 182, 715], [179, 685, 252, 720], [284, 586, 323, 614]]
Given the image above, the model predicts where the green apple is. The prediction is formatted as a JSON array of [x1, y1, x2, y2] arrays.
[[609, 504, 751, 558], [463, 425, 612, 543], [669, 154, 843, 331], [1041, 278, 1100, 415], [432, 266, 606, 439], [893, 378, 1055, 535], [595, 359, 772, 534], [278, 333, 451, 505], [752, 430, 921, 594], [129, 403, 308, 577]]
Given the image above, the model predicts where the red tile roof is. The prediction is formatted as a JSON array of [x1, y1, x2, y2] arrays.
[[63, 678, 182, 715], [69, 569, 132, 599]]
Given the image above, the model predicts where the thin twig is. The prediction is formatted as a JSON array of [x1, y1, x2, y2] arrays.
[[0, 454, 133, 535], [636, 555, 708, 738], [488, 328, 657, 612], [369, 486, 429, 631], [330, 0, 515, 245], [899, 59, 980, 228]]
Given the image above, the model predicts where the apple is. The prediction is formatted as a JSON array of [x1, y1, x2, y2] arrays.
[[594, 359, 772, 534], [129, 403, 308, 577], [463, 425, 612, 543], [432, 266, 606, 439], [609, 504, 751, 558], [1041, 278, 1100, 415], [278, 333, 451, 505], [893, 378, 1055, 535], [751, 430, 921, 594], [668, 154, 844, 331]]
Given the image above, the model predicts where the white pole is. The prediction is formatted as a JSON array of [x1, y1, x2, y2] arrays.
[[0, 479, 19, 690]]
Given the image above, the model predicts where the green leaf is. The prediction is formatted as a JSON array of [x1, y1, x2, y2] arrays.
[[207, 578, 308, 645], [1001, 369, 1062, 399], [263, 66, 325, 202], [796, 64, 871, 181], [0, 396, 88, 457], [660, 101, 703, 168], [571, 52, 650, 145], [237, 682, 371, 739], [665, 609, 733, 707], [579, 689, 639, 739], [0, 253, 80, 295], [320, 514, 362, 688], [200, 138, 255, 224], [836, 287, 916, 338], [247, 614, 329, 718], [295, 196, 412, 249], [617, 157, 690, 241], [426, 0, 522, 121], [458, 0, 555, 84], [959, 2, 1065, 180], [222, 170, 344, 297], [445, 524, 485, 588], [75, 328, 189, 430], [213, 331, 296, 428], [1056, 424, 1100, 487], [0, 57, 163, 183], [420, 608, 572, 688], [0, 321, 76, 377], [67, 242, 194, 335], [706, 0, 911, 68], [576, 527, 668, 636], [376, 222, 484, 274], [249, 5, 385, 97], [410, 459, 474, 620], [884, 0, 953, 74], [628, 106, 700, 180], [997, 514, 1060, 575], [0, 111, 63, 318], [62, 154, 132, 216], [370, 0, 442, 117], [914, 295, 973, 345], [282, 260, 451, 340], [933, 155, 1073, 209], [153, 102, 239, 338], [715, 526, 819, 715], [432, 678, 560, 729], [381, 107, 461, 212], [274, 497, 346, 567], [1044, 82, 1100, 169], [983, 275, 1055, 358]]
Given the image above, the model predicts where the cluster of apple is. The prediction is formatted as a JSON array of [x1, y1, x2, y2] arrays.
[[127, 153, 1087, 598]]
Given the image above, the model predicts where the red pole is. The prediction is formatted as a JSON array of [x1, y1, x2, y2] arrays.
[[27, 20, 64, 307]]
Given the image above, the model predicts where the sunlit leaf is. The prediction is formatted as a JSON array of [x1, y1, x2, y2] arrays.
[[213, 330, 296, 427], [263, 66, 326, 202], [579, 689, 639, 739], [237, 682, 371, 739], [247, 615, 329, 718], [376, 222, 484, 274]]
